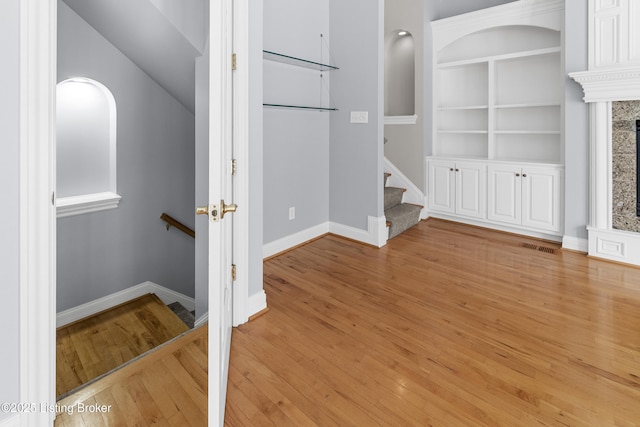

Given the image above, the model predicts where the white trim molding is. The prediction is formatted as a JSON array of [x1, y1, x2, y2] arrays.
[[263, 216, 388, 260], [569, 67, 640, 102], [588, 227, 640, 265], [20, 0, 57, 424], [56, 281, 196, 327], [384, 156, 427, 218], [56, 191, 122, 218], [329, 216, 388, 248], [263, 223, 330, 259], [384, 114, 417, 125], [247, 291, 267, 319], [432, 0, 564, 51], [562, 235, 589, 253]]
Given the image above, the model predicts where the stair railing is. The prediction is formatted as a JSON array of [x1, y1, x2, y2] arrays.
[[160, 213, 195, 238]]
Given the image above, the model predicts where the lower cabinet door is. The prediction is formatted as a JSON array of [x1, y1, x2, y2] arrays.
[[521, 166, 562, 232], [455, 162, 486, 219], [428, 160, 455, 214], [487, 164, 521, 225]]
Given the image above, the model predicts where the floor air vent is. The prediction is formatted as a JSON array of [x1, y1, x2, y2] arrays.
[[522, 243, 556, 255]]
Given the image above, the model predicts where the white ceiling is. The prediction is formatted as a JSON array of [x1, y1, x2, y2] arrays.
[[62, 0, 208, 114]]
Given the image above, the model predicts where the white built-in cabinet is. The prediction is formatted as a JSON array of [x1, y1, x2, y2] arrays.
[[487, 164, 562, 233], [428, 160, 486, 219], [428, 0, 565, 239]]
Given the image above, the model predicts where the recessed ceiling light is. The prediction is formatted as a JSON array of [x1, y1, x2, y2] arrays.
[[398, 31, 408, 36]]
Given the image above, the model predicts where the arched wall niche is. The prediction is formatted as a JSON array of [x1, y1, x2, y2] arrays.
[[56, 77, 121, 217], [385, 29, 416, 123]]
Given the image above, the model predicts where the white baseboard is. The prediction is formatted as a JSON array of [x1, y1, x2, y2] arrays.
[[330, 216, 387, 248], [247, 290, 267, 317], [263, 216, 387, 260], [562, 235, 588, 253], [56, 281, 195, 328], [263, 223, 329, 259], [195, 312, 209, 329], [0, 414, 20, 427]]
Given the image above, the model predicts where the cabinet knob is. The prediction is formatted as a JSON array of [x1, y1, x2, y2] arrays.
[[522, 173, 527, 178], [516, 173, 520, 177], [455, 168, 459, 172], [450, 168, 454, 171]]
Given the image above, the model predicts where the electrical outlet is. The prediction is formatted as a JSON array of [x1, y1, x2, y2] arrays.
[[350, 111, 368, 124], [289, 207, 295, 220]]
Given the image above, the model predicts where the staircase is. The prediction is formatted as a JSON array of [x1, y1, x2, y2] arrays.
[[384, 173, 422, 239]]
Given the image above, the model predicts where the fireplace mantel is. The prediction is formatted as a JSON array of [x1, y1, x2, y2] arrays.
[[570, 67, 640, 103], [568, 0, 640, 266]]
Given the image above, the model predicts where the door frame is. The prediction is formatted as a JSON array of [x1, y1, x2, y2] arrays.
[[19, 0, 251, 424]]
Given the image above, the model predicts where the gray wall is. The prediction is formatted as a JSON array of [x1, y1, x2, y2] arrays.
[[263, 0, 331, 244], [330, 0, 384, 227], [57, 2, 196, 312], [0, 0, 21, 418], [564, 1, 589, 240]]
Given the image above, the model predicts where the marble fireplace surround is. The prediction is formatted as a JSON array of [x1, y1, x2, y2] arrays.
[[570, 67, 640, 266], [612, 100, 640, 233]]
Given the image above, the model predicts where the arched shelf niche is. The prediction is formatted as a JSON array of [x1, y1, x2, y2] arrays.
[[384, 29, 417, 125], [56, 77, 121, 217]]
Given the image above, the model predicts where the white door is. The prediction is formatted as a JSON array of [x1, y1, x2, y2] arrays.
[[203, 1, 235, 425], [488, 164, 521, 225], [521, 166, 562, 232], [455, 162, 486, 219]]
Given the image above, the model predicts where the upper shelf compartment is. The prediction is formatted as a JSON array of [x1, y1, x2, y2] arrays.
[[263, 50, 339, 71]]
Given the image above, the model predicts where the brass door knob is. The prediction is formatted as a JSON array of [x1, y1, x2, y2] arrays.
[[220, 200, 237, 219]]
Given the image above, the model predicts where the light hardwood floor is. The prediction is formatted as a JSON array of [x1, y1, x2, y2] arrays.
[[226, 219, 640, 426], [56, 293, 190, 398], [55, 324, 207, 426], [56, 219, 640, 426]]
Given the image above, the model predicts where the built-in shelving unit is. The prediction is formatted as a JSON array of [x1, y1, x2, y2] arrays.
[[435, 47, 562, 163], [428, 0, 565, 240], [263, 49, 338, 111]]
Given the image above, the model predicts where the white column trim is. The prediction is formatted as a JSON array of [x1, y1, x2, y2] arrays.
[[19, 0, 57, 424]]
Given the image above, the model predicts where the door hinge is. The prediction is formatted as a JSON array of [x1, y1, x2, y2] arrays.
[[231, 264, 237, 281], [232, 53, 237, 70], [231, 159, 237, 176]]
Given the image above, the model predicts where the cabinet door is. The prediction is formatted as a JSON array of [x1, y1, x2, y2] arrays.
[[455, 162, 486, 219], [487, 164, 521, 225], [521, 166, 562, 232], [428, 160, 455, 214]]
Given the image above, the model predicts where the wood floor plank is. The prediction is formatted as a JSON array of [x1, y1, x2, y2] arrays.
[[56, 293, 190, 397]]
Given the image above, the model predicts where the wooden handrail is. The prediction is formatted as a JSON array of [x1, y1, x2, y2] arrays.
[[160, 213, 195, 239]]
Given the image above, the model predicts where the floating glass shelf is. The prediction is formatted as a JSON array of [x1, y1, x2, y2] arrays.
[[263, 103, 338, 112], [263, 50, 339, 71]]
